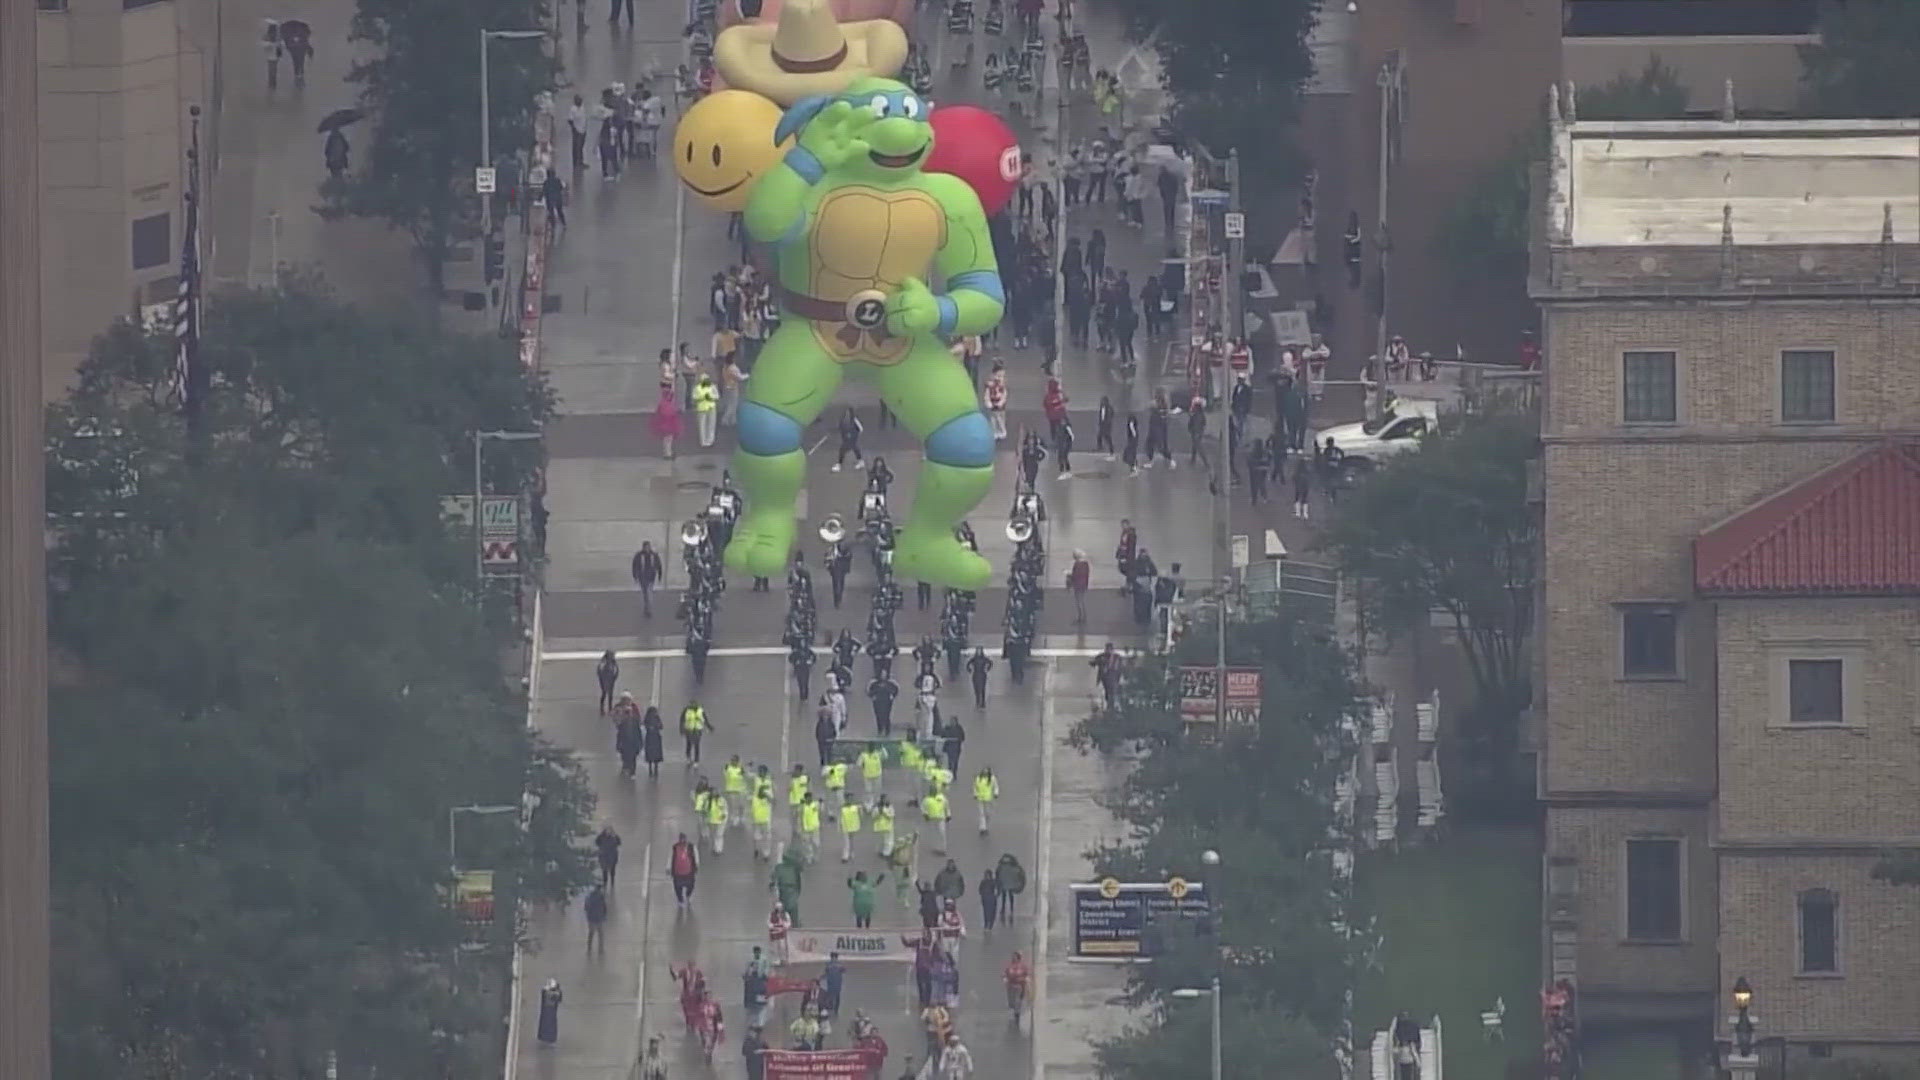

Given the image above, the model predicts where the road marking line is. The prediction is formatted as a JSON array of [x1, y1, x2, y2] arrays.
[[668, 165, 686, 356], [776, 644, 791, 863], [650, 654, 662, 706], [634, 841, 653, 1057], [1032, 657, 1056, 1080], [543, 646, 1110, 661], [806, 434, 830, 456]]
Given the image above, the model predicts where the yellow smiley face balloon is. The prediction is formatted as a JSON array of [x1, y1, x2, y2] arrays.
[[673, 90, 791, 212]]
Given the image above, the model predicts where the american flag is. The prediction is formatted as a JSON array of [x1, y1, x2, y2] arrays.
[[174, 111, 202, 418]]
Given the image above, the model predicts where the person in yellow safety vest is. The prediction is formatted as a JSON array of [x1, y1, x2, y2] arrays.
[[692, 372, 720, 448], [798, 793, 822, 864], [858, 745, 885, 800], [705, 778, 730, 853], [918, 752, 940, 795], [750, 787, 775, 860], [823, 761, 849, 809], [873, 794, 896, 858], [974, 767, 1000, 833], [692, 781, 717, 849], [787, 765, 810, 841], [753, 764, 775, 802], [680, 700, 709, 764], [899, 739, 925, 777], [922, 788, 950, 853], [837, 799, 863, 862], [724, 755, 748, 825]]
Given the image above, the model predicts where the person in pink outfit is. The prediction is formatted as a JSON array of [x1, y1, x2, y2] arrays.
[[652, 384, 684, 457]]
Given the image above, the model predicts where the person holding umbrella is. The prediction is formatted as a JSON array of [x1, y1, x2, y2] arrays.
[[278, 18, 313, 87]]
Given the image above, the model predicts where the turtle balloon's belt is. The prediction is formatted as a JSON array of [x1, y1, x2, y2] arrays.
[[781, 287, 894, 340]]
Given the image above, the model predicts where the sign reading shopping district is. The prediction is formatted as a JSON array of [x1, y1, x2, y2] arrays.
[[786, 929, 917, 964], [1070, 877, 1210, 959]]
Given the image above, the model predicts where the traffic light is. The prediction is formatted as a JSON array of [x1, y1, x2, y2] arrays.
[[483, 233, 505, 284]]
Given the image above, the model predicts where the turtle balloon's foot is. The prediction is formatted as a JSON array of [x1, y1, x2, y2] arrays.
[[723, 510, 796, 579], [891, 525, 992, 592]]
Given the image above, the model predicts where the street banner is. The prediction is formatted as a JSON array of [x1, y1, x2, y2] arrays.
[[763, 1048, 880, 1079], [452, 870, 495, 949], [786, 929, 918, 964], [1070, 877, 1210, 960], [1178, 665, 1262, 724]]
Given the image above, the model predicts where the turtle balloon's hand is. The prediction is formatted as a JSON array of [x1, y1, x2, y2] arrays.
[[798, 100, 877, 173], [885, 277, 941, 337]]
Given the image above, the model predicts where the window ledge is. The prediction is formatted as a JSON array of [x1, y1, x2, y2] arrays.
[[1768, 723, 1867, 734], [1619, 672, 1684, 683], [1778, 420, 1841, 428], [1619, 937, 1686, 947], [1793, 971, 1843, 980]]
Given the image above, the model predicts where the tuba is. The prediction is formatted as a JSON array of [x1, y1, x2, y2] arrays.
[[1006, 514, 1036, 543], [680, 517, 708, 546], [819, 514, 846, 544]]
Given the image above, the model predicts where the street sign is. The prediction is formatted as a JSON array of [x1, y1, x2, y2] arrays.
[[442, 495, 475, 528], [1271, 309, 1313, 347], [1223, 211, 1245, 239], [481, 539, 519, 569], [1231, 534, 1250, 569], [1178, 665, 1262, 725], [480, 495, 519, 537], [474, 166, 497, 194], [1070, 878, 1211, 959]]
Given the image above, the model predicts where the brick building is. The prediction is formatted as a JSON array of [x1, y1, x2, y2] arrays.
[[1531, 111, 1920, 1062]]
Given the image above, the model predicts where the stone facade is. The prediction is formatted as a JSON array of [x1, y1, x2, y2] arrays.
[[1534, 118, 1920, 1046]]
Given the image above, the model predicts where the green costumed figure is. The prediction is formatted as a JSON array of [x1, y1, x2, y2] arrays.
[[729, 78, 1006, 591]]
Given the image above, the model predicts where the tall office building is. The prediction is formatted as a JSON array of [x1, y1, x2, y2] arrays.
[[1533, 113, 1920, 1066], [3, 0, 53, 1075]]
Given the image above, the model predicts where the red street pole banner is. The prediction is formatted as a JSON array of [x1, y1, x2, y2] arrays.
[[763, 1048, 880, 1079]]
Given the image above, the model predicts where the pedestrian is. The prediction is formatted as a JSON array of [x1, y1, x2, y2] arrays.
[[995, 853, 1026, 919], [721, 355, 745, 426], [973, 767, 999, 832], [847, 870, 885, 927], [798, 792, 823, 863], [815, 701, 838, 769], [820, 952, 847, 1017], [642, 705, 666, 778], [1145, 393, 1173, 467], [750, 779, 775, 860], [834, 408, 865, 471], [568, 94, 588, 169], [1121, 411, 1140, 476], [284, 31, 312, 88], [742, 1026, 768, 1080], [616, 710, 642, 777], [705, 776, 730, 853], [923, 787, 950, 852], [670, 832, 699, 906], [629, 540, 663, 617], [768, 902, 793, 964], [543, 170, 567, 230], [837, 797, 864, 862], [771, 850, 805, 926], [584, 884, 609, 952], [681, 699, 710, 762], [261, 20, 283, 91], [692, 373, 720, 447], [1066, 550, 1090, 624], [595, 825, 623, 887], [1186, 397, 1209, 467], [1053, 417, 1075, 478], [983, 363, 1009, 440], [651, 383, 683, 458], [1293, 456, 1314, 519], [1158, 164, 1181, 236], [978, 867, 1000, 930], [1246, 437, 1271, 504], [609, 0, 634, 25], [867, 670, 898, 735], [791, 641, 816, 701], [941, 717, 966, 774], [873, 794, 896, 860], [537, 978, 563, 1045], [966, 647, 992, 708], [595, 650, 620, 714]]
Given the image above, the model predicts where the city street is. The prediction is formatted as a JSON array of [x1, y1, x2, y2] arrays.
[[516, 0, 1328, 1075]]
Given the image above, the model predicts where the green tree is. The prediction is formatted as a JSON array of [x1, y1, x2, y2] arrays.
[[45, 281, 588, 1077], [324, 0, 557, 293], [1098, 1000, 1333, 1080], [1579, 54, 1690, 120], [1318, 410, 1538, 792], [1071, 614, 1366, 1063], [1103, 0, 1318, 187], [1433, 121, 1545, 278], [1801, 0, 1920, 119]]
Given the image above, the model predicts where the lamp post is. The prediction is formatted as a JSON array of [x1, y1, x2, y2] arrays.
[[1727, 977, 1758, 1080], [449, 803, 520, 872], [472, 429, 544, 589], [478, 29, 546, 251], [1169, 981, 1223, 1080]]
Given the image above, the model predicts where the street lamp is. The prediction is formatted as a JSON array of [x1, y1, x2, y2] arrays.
[[472, 429, 543, 588], [479, 29, 546, 247], [1731, 977, 1755, 1055], [1170, 982, 1223, 1080], [449, 803, 519, 871]]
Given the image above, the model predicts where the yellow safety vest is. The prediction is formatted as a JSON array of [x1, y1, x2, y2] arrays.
[[706, 794, 729, 825], [923, 793, 947, 821], [841, 803, 862, 832], [974, 775, 997, 803], [930, 766, 952, 792], [801, 802, 821, 834], [900, 742, 924, 771], [682, 707, 705, 733], [725, 764, 747, 793], [754, 777, 774, 801], [824, 763, 848, 791], [788, 775, 809, 805], [694, 789, 712, 814], [874, 807, 895, 833], [859, 749, 884, 780], [751, 794, 773, 824], [693, 382, 719, 412]]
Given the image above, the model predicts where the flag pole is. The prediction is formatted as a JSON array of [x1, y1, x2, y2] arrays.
[[177, 104, 205, 455]]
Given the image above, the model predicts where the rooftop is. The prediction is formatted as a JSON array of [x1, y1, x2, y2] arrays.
[[1554, 118, 1920, 248], [1694, 442, 1920, 597], [1563, 0, 1819, 39]]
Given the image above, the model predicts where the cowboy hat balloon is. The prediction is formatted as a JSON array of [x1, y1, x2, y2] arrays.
[[712, 0, 909, 105]]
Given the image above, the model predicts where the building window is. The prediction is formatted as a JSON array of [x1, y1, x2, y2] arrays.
[[1788, 659, 1845, 726], [1798, 888, 1838, 974], [37, 0, 69, 11], [1781, 350, 1836, 423], [1620, 605, 1680, 678], [1624, 837, 1682, 942], [1622, 350, 1677, 424], [123, 0, 172, 8], [131, 213, 171, 271]]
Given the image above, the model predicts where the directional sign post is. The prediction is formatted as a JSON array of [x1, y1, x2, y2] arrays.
[[1070, 877, 1211, 960], [474, 166, 497, 195], [479, 494, 521, 574], [1223, 211, 1245, 239]]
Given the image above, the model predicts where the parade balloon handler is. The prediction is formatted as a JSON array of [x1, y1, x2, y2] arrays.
[[724, 79, 1008, 591]]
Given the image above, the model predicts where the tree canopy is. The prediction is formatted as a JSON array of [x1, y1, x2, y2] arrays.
[[1579, 55, 1690, 120], [1317, 408, 1538, 800], [323, 0, 557, 291], [1072, 614, 1365, 1075], [46, 278, 590, 1077], [1800, 0, 1920, 119]]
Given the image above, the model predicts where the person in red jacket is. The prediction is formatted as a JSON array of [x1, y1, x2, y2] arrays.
[[1066, 550, 1091, 624], [1042, 377, 1068, 438]]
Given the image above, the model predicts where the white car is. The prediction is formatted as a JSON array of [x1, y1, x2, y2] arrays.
[[1311, 398, 1440, 474]]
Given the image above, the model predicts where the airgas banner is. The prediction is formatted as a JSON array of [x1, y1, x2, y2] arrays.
[[763, 1048, 880, 1079], [786, 928, 917, 964]]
